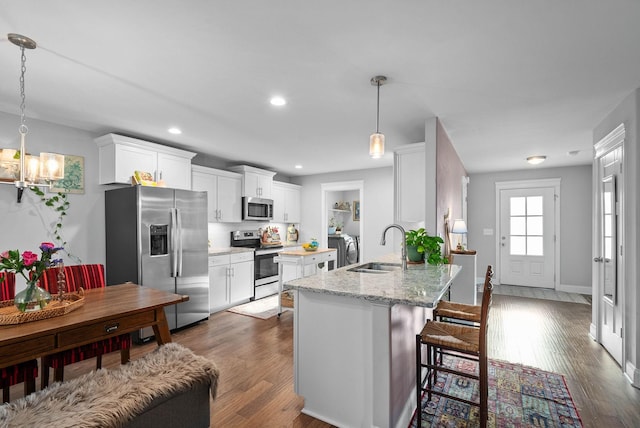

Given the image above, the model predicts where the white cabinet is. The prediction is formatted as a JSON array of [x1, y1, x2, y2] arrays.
[[394, 142, 425, 224], [273, 181, 302, 223], [229, 165, 276, 199], [95, 133, 195, 190], [192, 165, 242, 223], [208, 251, 254, 313]]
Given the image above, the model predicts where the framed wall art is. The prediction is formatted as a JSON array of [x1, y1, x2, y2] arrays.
[[353, 200, 360, 221], [50, 154, 84, 194]]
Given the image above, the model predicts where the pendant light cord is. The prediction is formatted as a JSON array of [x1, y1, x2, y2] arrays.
[[19, 45, 28, 136], [375, 80, 380, 134]]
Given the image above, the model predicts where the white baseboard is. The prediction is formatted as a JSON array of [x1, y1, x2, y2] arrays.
[[625, 360, 640, 389], [589, 323, 597, 341], [558, 283, 591, 295]]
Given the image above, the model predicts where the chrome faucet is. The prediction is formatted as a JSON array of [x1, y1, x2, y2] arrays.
[[380, 223, 407, 270]]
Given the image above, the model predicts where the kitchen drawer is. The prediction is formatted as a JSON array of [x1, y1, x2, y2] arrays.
[[0, 335, 55, 364], [230, 251, 254, 263], [302, 251, 337, 265], [209, 254, 230, 267], [57, 311, 155, 348]]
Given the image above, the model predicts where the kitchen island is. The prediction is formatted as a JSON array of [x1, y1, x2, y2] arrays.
[[284, 255, 461, 428]]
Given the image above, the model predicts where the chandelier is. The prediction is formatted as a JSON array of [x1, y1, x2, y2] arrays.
[[1, 33, 64, 203]]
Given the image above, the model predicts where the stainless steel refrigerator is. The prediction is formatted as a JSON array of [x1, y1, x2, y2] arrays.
[[105, 186, 209, 342]]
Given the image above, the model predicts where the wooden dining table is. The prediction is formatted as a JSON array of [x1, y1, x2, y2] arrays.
[[0, 282, 188, 368]]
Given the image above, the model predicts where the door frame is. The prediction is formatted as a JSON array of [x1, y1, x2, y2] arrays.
[[495, 178, 561, 287], [592, 123, 625, 369], [321, 181, 364, 261]]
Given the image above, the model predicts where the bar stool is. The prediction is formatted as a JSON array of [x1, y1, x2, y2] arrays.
[[0, 272, 38, 402], [416, 265, 493, 428], [433, 265, 493, 326]]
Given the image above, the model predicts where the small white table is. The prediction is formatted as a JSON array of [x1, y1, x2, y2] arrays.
[[274, 248, 337, 315]]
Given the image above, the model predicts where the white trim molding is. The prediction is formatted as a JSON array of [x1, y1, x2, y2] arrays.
[[625, 360, 640, 388]]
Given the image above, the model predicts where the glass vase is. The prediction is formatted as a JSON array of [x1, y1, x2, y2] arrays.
[[14, 280, 52, 312]]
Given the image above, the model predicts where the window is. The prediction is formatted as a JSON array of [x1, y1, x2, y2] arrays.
[[510, 196, 543, 256]]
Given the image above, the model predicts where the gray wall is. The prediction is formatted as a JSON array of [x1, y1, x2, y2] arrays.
[[0, 112, 109, 292], [468, 165, 592, 289], [593, 88, 639, 384]]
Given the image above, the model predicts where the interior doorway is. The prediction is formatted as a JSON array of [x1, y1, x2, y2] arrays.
[[495, 179, 560, 288], [321, 181, 364, 263]]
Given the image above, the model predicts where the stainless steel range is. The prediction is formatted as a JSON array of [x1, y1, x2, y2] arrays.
[[230, 230, 283, 300]]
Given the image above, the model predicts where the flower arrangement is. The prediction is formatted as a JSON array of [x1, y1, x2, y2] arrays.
[[0, 242, 63, 311]]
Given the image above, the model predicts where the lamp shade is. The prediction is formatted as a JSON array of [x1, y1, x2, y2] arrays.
[[369, 132, 385, 158], [451, 219, 467, 234]]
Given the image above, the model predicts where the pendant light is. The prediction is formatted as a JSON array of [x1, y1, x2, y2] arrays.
[[1, 33, 65, 203], [369, 75, 387, 159]]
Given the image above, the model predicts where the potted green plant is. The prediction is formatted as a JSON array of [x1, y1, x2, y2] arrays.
[[405, 228, 427, 262], [405, 228, 448, 265]]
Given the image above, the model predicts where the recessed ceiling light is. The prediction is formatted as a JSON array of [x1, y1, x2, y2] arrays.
[[526, 155, 546, 165], [168, 127, 182, 135], [270, 96, 286, 106], [295, 164, 302, 169]]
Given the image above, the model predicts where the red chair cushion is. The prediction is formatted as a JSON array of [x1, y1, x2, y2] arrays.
[[0, 272, 16, 300], [0, 359, 38, 387]]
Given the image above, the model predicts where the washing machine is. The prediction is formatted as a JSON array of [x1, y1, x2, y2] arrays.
[[328, 234, 359, 268]]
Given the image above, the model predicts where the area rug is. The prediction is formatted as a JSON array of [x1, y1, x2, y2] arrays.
[[227, 294, 278, 319], [410, 355, 583, 427]]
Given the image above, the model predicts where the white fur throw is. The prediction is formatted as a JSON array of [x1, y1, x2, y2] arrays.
[[0, 343, 219, 428]]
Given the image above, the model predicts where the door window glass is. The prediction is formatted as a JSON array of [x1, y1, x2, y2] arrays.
[[510, 196, 544, 256]]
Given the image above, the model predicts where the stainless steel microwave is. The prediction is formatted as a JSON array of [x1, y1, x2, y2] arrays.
[[242, 196, 274, 221]]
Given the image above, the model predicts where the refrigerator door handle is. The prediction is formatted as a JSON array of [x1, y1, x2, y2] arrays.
[[171, 208, 178, 277], [176, 208, 183, 277]]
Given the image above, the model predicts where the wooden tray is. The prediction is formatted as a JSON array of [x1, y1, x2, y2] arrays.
[[0, 289, 85, 325]]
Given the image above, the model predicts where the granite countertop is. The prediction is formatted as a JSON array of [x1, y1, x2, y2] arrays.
[[284, 254, 461, 308], [208, 247, 255, 256]]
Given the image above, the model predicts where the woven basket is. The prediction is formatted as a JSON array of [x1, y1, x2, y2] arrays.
[[0, 288, 85, 325], [281, 290, 294, 308]]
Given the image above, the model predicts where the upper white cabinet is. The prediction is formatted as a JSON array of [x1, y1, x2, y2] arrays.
[[394, 142, 425, 224], [229, 165, 276, 199], [95, 133, 196, 190], [273, 181, 301, 223], [192, 165, 242, 223]]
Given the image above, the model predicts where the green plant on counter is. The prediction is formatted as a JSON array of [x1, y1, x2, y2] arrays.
[[405, 228, 448, 265]]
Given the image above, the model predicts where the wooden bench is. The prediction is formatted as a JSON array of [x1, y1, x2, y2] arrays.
[[0, 343, 219, 427]]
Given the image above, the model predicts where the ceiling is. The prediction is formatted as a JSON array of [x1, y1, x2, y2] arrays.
[[1, 1, 639, 177]]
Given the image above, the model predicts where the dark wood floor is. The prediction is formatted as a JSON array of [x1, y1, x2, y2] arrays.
[[6, 295, 640, 427]]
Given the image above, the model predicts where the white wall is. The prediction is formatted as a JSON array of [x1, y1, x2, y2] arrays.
[[468, 165, 592, 289], [293, 167, 395, 262]]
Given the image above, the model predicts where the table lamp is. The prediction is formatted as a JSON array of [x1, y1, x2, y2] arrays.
[[451, 219, 468, 251]]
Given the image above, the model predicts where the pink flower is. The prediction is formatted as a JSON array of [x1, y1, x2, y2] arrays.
[[40, 242, 55, 250], [21, 251, 38, 267], [0, 251, 8, 260]]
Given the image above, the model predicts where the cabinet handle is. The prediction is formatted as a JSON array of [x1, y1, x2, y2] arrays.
[[105, 323, 120, 333]]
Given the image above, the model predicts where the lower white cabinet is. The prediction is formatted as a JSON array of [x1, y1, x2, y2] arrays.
[[209, 252, 254, 313]]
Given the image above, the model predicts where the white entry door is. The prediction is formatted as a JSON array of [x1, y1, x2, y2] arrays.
[[498, 185, 557, 288]]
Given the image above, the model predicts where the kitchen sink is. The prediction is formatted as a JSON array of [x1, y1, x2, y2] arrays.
[[347, 262, 402, 273]]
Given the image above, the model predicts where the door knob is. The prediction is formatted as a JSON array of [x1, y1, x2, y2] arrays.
[[593, 257, 603, 262]]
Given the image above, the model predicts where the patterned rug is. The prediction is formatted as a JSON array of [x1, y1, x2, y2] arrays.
[[410, 355, 583, 427]]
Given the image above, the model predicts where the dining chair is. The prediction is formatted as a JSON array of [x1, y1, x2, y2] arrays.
[[416, 265, 493, 428], [432, 264, 493, 326], [0, 272, 39, 402], [38, 264, 131, 388]]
